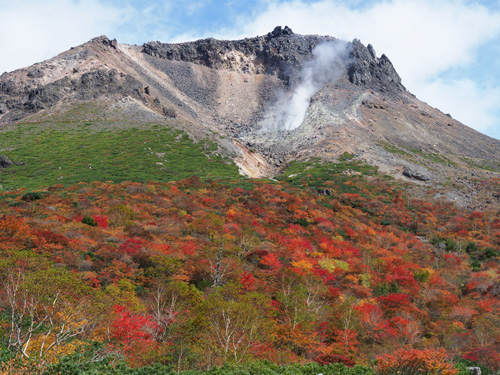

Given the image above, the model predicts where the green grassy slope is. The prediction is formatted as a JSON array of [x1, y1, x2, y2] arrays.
[[0, 122, 241, 190]]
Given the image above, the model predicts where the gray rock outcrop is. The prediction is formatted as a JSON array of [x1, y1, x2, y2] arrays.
[[348, 39, 406, 94], [0, 155, 13, 168], [0, 155, 25, 168], [403, 166, 430, 181]]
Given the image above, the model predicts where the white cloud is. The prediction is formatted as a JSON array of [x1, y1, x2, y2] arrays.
[[0, 0, 130, 74], [416, 79, 500, 137], [186, 0, 209, 15], [211, 0, 500, 137]]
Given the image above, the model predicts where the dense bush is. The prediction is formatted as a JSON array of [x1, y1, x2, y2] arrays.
[[81, 214, 98, 226], [45, 355, 375, 375], [21, 191, 45, 201]]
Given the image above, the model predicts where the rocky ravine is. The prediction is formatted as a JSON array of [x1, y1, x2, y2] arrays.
[[0, 26, 499, 196]]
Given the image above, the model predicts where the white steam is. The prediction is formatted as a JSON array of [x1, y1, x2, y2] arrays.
[[262, 41, 351, 131]]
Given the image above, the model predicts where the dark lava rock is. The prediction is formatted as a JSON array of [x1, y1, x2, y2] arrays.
[[25, 84, 63, 111], [21, 69, 144, 111], [162, 107, 177, 118], [403, 167, 430, 181], [348, 40, 405, 94], [269, 25, 294, 38], [0, 79, 18, 95], [93, 35, 118, 49], [318, 188, 332, 196], [27, 68, 44, 78], [0, 155, 13, 168], [0, 155, 21, 169]]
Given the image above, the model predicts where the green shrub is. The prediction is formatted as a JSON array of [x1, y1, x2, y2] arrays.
[[294, 218, 309, 227], [21, 191, 45, 201], [373, 282, 400, 296], [81, 214, 97, 227], [414, 269, 430, 283]]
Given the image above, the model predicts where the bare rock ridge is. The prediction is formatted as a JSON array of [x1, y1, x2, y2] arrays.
[[0, 26, 499, 195], [0, 62, 145, 124], [0, 26, 405, 125], [142, 26, 405, 93]]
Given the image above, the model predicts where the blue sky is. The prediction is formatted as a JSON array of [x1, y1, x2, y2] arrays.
[[1, 0, 500, 139]]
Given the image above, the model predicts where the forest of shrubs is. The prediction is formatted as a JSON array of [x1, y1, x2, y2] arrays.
[[0, 172, 499, 374]]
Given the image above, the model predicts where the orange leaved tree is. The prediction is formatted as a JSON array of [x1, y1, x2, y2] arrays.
[[377, 348, 457, 375]]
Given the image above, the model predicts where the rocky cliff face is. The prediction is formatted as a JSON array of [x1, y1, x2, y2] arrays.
[[0, 38, 147, 124], [0, 26, 499, 198], [142, 26, 405, 93], [143, 26, 329, 84], [348, 39, 405, 94]]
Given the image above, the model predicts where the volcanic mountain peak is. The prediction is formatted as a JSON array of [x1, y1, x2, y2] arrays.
[[0, 26, 499, 208], [141, 26, 405, 94]]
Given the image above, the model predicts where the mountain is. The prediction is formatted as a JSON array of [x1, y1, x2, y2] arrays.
[[0, 26, 499, 207], [1, 27, 500, 373]]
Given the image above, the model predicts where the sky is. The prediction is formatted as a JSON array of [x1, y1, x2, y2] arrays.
[[1, 0, 500, 139]]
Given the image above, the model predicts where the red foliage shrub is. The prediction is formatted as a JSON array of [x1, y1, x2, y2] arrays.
[[110, 305, 165, 367], [260, 253, 282, 270], [377, 348, 457, 375], [111, 305, 155, 344], [93, 215, 109, 228], [119, 238, 143, 255], [0, 215, 28, 238], [240, 271, 256, 291], [33, 230, 70, 247], [181, 240, 197, 255], [73, 214, 109, 228], [378, 293, 411, 310]]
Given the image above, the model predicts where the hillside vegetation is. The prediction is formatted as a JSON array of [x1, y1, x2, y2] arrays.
[[0, 121, 239, 190], [0, 168, 499, 373]]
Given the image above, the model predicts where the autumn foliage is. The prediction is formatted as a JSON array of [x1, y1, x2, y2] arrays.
[[0, 176, 498, 372], [377, 348, 457, 375]]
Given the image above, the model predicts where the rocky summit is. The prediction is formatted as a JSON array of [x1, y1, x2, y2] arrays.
[[0, 26, 499, 206]]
